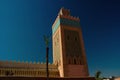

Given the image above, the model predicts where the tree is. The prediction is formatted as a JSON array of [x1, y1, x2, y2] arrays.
[[95, 71, 102, 80], [43, 35, 50, 80]]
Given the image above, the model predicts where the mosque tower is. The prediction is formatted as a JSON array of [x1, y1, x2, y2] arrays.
[[52, 8, 89, 77]]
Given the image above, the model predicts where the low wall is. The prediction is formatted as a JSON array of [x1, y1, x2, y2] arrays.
[[0, 76, 95, 80]]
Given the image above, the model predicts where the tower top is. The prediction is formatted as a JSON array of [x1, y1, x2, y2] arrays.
[[57, 8, 80, 22], [52, 8, 80, 31], [58, 8, 70, 16]]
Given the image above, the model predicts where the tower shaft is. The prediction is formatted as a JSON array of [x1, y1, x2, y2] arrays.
[[52, 8, 89, 77]]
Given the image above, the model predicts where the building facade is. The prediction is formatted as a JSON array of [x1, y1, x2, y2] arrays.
[[0, 61, 59, 77], [0, 8, 89, 78]]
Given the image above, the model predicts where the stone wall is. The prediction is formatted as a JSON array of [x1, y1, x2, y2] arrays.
[[0, 77, 95, 80]]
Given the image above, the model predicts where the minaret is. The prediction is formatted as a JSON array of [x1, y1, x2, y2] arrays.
[[52, 8, 89, 77]]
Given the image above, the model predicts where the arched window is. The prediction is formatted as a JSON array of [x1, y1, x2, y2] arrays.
[[67, 35, 70, 40], [74, 58, 76, 64], [0, 70, 1, 75], [75, 37, 77, 41], [68, 58, 71, 64]]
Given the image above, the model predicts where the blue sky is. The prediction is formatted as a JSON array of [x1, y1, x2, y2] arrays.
[[0, 0, 120, 77]]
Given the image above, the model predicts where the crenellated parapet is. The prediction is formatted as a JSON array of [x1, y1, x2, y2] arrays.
[[59, 15, 80, 22], [0, 60, 49, 64], [0, 61, 57, 70], [58, 7, 80, 21]]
